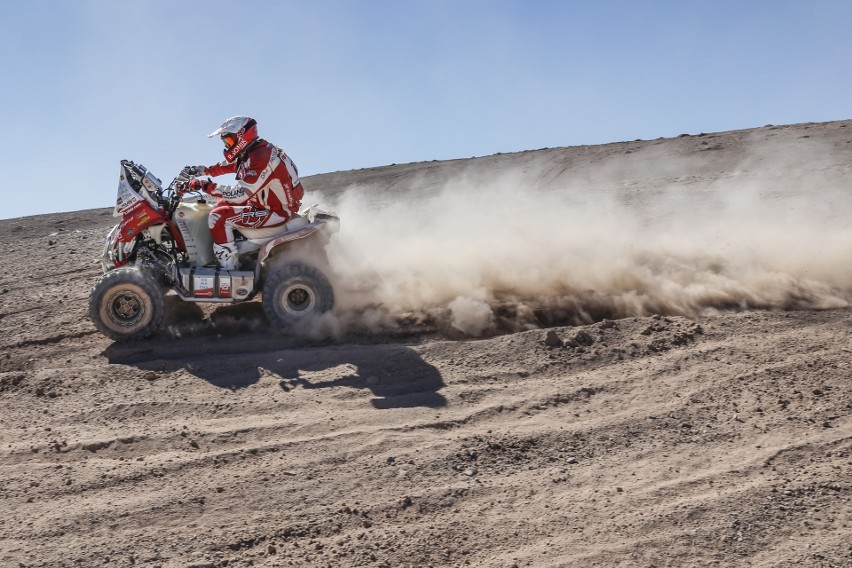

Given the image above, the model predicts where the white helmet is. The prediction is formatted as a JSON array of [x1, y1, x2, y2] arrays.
[[208, 116, 259, 163]]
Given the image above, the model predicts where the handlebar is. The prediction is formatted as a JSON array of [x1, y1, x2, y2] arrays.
[[168, 165, 209, 204]]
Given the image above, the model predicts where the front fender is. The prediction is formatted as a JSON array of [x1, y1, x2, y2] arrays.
[[101, 224, 120, 271], [102, 223, 136, 272]]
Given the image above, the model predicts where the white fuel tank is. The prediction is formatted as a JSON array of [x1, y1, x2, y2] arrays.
[[174, 201, 215, 266]]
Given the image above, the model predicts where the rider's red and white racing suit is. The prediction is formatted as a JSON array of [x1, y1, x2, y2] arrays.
[[202, 140, 303, 269]]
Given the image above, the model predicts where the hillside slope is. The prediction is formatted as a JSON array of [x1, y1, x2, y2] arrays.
[[1, 121, 850, 567]]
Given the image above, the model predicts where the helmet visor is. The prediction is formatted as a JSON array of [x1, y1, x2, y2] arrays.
[[221, 133, 238, 150]]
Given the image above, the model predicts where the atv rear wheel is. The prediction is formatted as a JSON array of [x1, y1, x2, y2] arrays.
[[262, 262, 334, 330], [89, 268, 165, 341]]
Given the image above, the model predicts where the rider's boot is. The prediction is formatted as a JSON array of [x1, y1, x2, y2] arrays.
[[213, 242, 239, 271]]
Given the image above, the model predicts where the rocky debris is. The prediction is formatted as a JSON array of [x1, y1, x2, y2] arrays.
[[543, 330, 564, 348], [634, 317, 704, 352], [34, 384, 60, 398], [565, 330, 595, 348], [543, 328, 596, 349], [539, 317, 705, 362], [82, 440, 113, 453], [0, 373, 26, 392]]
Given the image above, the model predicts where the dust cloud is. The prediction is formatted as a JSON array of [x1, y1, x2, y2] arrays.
[[316, 138, 852, 338]]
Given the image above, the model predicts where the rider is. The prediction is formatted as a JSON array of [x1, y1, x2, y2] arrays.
[[187, 116, 304, 270]]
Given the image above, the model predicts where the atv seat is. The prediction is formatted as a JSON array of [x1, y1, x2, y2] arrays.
[[235, 215, 310, 253]]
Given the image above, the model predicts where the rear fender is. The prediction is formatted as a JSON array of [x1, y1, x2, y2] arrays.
[[256, 224, 321, 266]]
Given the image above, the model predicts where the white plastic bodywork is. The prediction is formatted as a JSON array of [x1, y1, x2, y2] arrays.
[[173, 201, 216, 267], [254, 207, 338, 265], [256, 224, 322, 265], [114, 163, 161, 216]]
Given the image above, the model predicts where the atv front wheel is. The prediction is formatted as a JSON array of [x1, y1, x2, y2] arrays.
[[262, 262, 334, 329], [89, 268, 165, 341]]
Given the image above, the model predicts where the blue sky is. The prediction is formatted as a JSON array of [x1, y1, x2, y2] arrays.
[[1, 0, 851, 219]]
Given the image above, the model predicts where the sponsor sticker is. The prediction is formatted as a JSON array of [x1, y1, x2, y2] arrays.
[[194, 276, 215, 298]]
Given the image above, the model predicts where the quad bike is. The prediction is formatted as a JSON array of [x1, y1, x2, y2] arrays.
[[89, 160, 339, 341]]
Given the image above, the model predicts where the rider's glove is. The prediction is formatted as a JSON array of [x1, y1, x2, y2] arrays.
[[189, 178, 216, 194], [179, 165, 207, 179]]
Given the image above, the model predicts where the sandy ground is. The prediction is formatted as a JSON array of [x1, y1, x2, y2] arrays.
[[1, 121, 850, 567]]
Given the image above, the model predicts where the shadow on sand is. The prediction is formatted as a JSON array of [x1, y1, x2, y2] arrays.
[[104, 300, 447, 409]]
